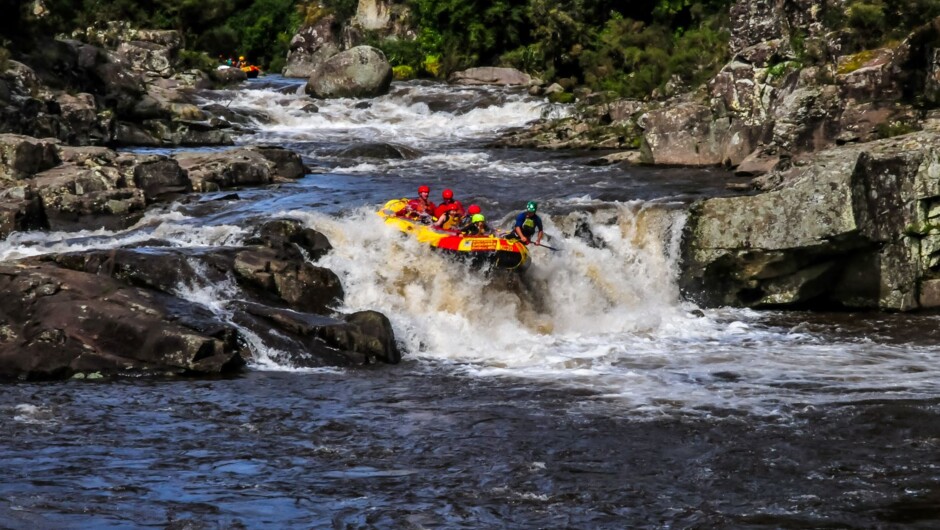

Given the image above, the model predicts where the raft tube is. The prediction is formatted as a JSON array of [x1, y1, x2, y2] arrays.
[[377, 199, 530, 271]]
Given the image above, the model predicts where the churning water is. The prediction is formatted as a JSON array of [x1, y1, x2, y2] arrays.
[[3, 77, 940, 528]]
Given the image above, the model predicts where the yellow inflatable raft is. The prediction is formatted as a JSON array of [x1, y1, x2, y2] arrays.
[[377, 199, 530, 271]]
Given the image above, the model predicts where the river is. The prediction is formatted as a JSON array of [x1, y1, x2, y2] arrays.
[[2, 77, 940, 528]]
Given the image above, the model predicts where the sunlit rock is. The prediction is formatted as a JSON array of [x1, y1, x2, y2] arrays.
[[305, 45, 392, 99], [681, 131, 940, 311]]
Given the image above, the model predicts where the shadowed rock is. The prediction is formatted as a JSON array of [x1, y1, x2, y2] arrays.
[[680, 131, 940, 311], [0, 262, 247, 381], [336, 142, 422, 160], [27, 218, 402, 371]]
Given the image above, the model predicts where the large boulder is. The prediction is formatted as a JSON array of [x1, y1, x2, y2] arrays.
[[116, 40, 174, 78], [174, 146, 305, 191], [305, 45, 392, 99], [680, 130, 940, 311], [0, 134, 60, 182], [45, 237, 400, 367]]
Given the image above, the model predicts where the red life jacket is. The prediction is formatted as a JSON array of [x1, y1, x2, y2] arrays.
[[404, 197, 436, 215], [433, 200, 464, 219]]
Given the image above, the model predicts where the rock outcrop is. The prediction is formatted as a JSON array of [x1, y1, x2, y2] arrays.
[[680, 131, 940, 311], [284, 14, 342, 78], [0, 260, 248, 381], [0, 216, 402, 381], [0, 137, 306, 238], [449, 67, 533, 87]]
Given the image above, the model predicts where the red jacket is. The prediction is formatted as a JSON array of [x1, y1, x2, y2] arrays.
[[433, 200, 464, 220], [401, 197, 436, 216]]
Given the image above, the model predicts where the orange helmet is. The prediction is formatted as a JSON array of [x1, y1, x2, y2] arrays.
[[418, 185, 430, 194], [442, 189, 454, 200], [239, 56, 245, 61], [467, 204, 481, 215]]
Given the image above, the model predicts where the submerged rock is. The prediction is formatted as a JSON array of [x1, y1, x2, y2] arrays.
[[336, 142, 422, 160]]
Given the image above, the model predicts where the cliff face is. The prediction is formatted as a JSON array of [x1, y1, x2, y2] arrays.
[[681, 131, 940, 311], [677, 4, 940, 311]]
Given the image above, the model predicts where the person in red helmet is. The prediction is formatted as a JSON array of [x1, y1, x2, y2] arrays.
[[434, 190, 464, 229], [455, 204, 483, 233], [433, 188, 465, 229], [399, 185, 436, 223]]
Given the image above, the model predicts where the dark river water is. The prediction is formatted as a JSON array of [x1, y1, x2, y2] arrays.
[[2, 77, 940, 528]]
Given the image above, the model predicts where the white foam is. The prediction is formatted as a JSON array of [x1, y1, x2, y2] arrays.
[[221, 82, 563, 148], [278, 204, 940, 418]]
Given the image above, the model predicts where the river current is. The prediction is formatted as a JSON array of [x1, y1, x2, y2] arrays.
[[2, 77, 940, 528]]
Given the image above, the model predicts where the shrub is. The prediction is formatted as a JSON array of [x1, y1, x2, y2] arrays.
[[177, 49, 216, 71], [392, 65, 415, 80], [766, 60, 801, 79], [548, 91, 575, 104], [847, 1, 886, 32], [0, 46, 9, 72], [876, 121, 917, 138]]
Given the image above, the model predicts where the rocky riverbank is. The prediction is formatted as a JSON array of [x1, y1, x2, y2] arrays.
[[0, 135, 400, 381], [492, 2, 940, 312], [0, 19, 408, 380]]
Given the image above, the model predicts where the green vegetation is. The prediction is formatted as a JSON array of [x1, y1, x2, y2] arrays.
[[837, 0, 940, 52], [0, 0, 322, 71], [766, 60, 801, 79], [367, 0, 734, 98], [2, 0, 939, 97], [392, 64, 416, 80], [875, 121, 917, 139], [837, 49, 878, 75]]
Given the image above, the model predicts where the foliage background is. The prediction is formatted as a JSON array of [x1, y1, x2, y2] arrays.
[[2, 0, 939, 98]]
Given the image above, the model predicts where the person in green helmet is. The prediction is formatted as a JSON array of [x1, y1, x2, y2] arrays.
[[459, 213, 491, 236], [508, 201, 543, 245]]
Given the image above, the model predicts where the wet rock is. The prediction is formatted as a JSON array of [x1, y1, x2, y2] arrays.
[[585, 150, 642, 167], [251, 146, 307, 179], [209, 66, 248, 85], [250, 218, 333, 261], [336, 142, 422, 160], [449, 67, 532, 86], [0, 261, 247, 381], [305, 45, 392, 99], [174, 146, 304, 191], [131, 157, 190, 200], [45, 243, 398, 367], [233, 303, 400, 366], [201, 103, 262, 126], [232, 247, 344, 314]]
